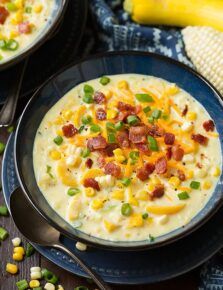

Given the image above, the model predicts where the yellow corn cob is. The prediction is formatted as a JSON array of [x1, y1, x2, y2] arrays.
[[182, 26, 223, 95], [124, 0, 223, 32]]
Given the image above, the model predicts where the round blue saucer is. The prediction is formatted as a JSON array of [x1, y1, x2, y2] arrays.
[[2, 134, 223, 285]]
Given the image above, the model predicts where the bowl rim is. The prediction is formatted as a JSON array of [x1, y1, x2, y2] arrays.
[[0, 0, 68, 71], [14, 50, 223, 251]]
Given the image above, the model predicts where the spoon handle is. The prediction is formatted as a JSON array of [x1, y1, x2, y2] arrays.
[[0, 58, 28, 127], [54, 243, 113, 290]]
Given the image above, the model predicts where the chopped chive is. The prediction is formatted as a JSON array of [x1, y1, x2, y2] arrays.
[[121, 203, 132, 216], [129, 151, 139, 160], [6, 39, 19, 51], [25, 6, 32, 13], [143, 106, 151, 113], [67, 188, 81, 196], [149, 234, 155, 242], [190, 181, 200, 189], [0, 227, 8, 240], [178, 191, 190, 200], [83, 94, 93, 104], [142, 213, 148, 219], [120, 177, 131, 187], [106, 122, 115, 131], [7, 126, 14, 133], [152, 109, 162, 119], [78, 125, 85, 133], [90, 124, 101, 133], [147, 136, 159, 151], [25, 243, 35, 257], [41, 268, 58, 284], [82, 148, 90, 158], [53, 135, 63, 146], [83, 84, 94, 94], [108, 133, 116, 143], [0, 142, 5, 154], [127, 115, 139, 126], [16, 279, 29, 290], [81, 115, 92, 124], [148, 116, 154, 124], [115, 121, 124, 131], [0, 39, 7, 49], [162, 114, 169, 120], [100, 76, 110, 85], [46, 165, 54, 179], [135, 93, 154, 102], [0, 205, 8, 216]]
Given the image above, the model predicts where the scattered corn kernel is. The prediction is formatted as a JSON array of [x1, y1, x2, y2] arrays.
[[135, 190, 148, 201], [62, 110, 73, 120], [91, 199, 104, 210], [14, 0, 24, 9], [128, 196, 139, 206], [113, 148, 126, 163], [29, 279, 40, 288], [50, 150, 61, 160], [13, 252, 24, 261], [107, 109, 117, 119], [104, 220, 117, 232], [165, 84, 179, 96], [6, 263, 18, 274], [14, 246, 25, 255], [148, 182, 155, 192], [203, 180, 212, 190], [212, 166, 221, 177], [187, 112, 197, 121], [9, 30, 19, 38], [76, 242, 87, 251], [128, 214, 144, 227], [56, 129, 63, 136], [187, 170, 194, 179], [168, 176, 181, 188], [54, 116, 64, 125], [157, 215, 169, 225], [44, 282, 55, 290], [150, 176, 161, 186], [111, 189, 124, 200], [118, 80, 129, 90], [104, 90, 113, 100], [11, 11, 23, 24], [85, 187, 95, 197], [12, 237, 21, 247], [34, 4, 43, 13]]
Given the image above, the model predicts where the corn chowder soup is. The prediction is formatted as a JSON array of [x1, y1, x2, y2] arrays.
[[0, 0, 54, 62], [33, 74, 221, 242]]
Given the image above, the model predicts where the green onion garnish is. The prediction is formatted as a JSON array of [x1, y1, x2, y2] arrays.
[[82, 115, 92, 124], [46, 165, 54, 179], [162, 114, 169, 120], [25, 6, 32, 13], [0, 142, 5, 154], [53, 135, 63, 146], [108, 133, 116, 143], [0, 39, 7, 50], [83, 94, 93, 104], [0, 227, 8, 241], [16, 279, 29, 290], [143, 106, 151, 113], [106, 122, 115, 131], [149, 234, 155, 242], [83, 84, 94, 94], [6, 3, 18, 11], [127, 115, 139, 126], [142, 213, 148, 219], [120, 177, 131, 187], [135, 93, 154, 102], [151, 109, 162, 119], [147, 136, 159, 151], [190, 181, 200, 189], [90, 124, 101, 133], [78, 125, 85, 133], [25, 243, 35, 257], [41, 268, 58, 284], [6, 39, 19, 51], [148, 116, 154, 124], [100, 76, 110, 86], [178, 191, 190, 200], [129, 151, 139, 160], [0, 205, 8, 216], [115, 121, 124, 131], [67, 188, 81, 196], [82, 148, 90, 158], [121, 203, 132, 216]]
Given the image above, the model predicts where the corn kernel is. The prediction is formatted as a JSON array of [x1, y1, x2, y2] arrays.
[[113, 148, 126, 163], [104, 90, 113, 100], [50, 150, 61, 160], [14, 0, 24, 9], [187, 170, 194, 179], [104, 220, 117, 232], [11, 11, 23, 24], [13, 252, 23, 261], [9, 31, 19, 38], [54, 116, 64, 125], [118, 80, 129, 90], [128, 214, 143, 227], [148, 183, 155, 192], [91, 199, 103, 210], [135, 190, 148, 201], [34, 4, 43, 13], [31, 271, 42, 280], [14, 246, 25, 255], [165, 84, 179, 96], [29, 280, 40, 288], [85, 187, 95, 197], [187, 112, 197, 121], [62, 110, 73, 120], [128, 196, 139, 206], [107, 109, 117, 119], [111, 189, 124, 200], [6, 263, 18, 274], [212, 166, 221, 177], [168, 176, 181, 188], [203, 180, 212, 190], [44, 283, 55, 290], [151, 176, 161, 185]]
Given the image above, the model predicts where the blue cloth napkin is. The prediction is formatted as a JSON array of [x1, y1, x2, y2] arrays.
[[87, 1, 222, 289]]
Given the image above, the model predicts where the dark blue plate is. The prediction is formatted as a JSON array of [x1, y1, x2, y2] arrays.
[[2, 133, 223, 284], [14, 52, 223, 250]]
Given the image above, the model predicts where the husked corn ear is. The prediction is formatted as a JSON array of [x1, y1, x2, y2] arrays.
[[182, 26, 223, 96]]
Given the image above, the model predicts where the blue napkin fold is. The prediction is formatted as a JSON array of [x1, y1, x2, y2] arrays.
[[88, 1, 222, 289]]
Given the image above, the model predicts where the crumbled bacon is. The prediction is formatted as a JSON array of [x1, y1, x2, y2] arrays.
[[177, 170, 186, 181], [100, 144, 119, 157], [93, 92, 106, 104], [136, 163, 155, 181], [116, 111, 131, 122], [150, 185, 165, 199], [155, 157, 167, 174], [172, 145, 184, 161], [164, 133, 175, 145], [196, 162, 202, 169], [182, 105, 188, 116], [18, 21, 31, 34], [85, 158, 93, 169], [0, 6, 9, 24], [104, 162, 121, 177], [97, 156, 106, 168], [135, 143, 150, 155], [203, 120, 215, 132], [148, 125, 165, 137], [166, 147, 172, 160], [191, 134, 208, 145], [83, 178, 100, 191], [62, 124, 78, 138], [129, 126, 148, 144], [96, 108, 106, 120], [118, 102, 135, 112], [116, 130, 130, 148], [87, 135, 107, 151]]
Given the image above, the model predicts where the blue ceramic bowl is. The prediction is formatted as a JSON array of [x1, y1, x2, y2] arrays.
[[14, 51, 223, 251]]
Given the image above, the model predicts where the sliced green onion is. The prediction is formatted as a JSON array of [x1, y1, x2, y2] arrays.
[[0, 39, 7, 49], [115, 121, 124, 131], [100, 76, 110, 86], [53, 135, 63, 146], [120, 177, 131, 187], [83, 84, 94, 94], [82, 148, 90, 158], [6, 3, 18, 11], [148, 116, 154, 124], [149, 234, 155, 242], [16, 279, 29, 290], [78, 125, 85, 133], [25, 243, 35, 257], [106, 121, 115, 131], [0, 227, 8, 241], [67, 188, 80, 196], [25, 6, 32, 13], [178, 191, 190, 200], [121, 203, 132, 216], [135, 93, 154, 102], [162, 114, 169, 120], [147, 136, 159, 151], [46, 165, 54, 179], [83, 94, 93, 104], [143, 106, 151, 113], [41, 268, 58, 284], [190, 181, 200, 189], [127, 115, 139, 126], [142, 213, 148, 219], [90, 124, 101, 133], [151, 109, 162, 119], [6, 39, 19, 51], [81, 115, 92, 124], [108, 133, 116, 143], [7, 126, 14, 133], [0, 205, 8, 216], [129, 151, 139, 160], [0, 142, 5, 154]]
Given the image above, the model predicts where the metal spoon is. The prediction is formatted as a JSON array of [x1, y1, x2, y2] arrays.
[[10, 187, 112, 290]]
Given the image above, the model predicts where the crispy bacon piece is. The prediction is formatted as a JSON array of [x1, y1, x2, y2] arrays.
[[129, 126, 148, 144], [93, 92, 106, 104], [18, 21, 31, 34], [148, 125, 165, 137], [135, 105, 142, 114], [96, 108, 106, 120], [85, 158, 93, 169], [182, 105, 188, 116], [104, 162, 121, 177], [166, 147, 172, 160], [116, 130, 130, 148], [136, 163, 155, 181], [155, 157, 167, 174], [118, 102, 135, 112], [83, 178, 100, 191], [150, 185, 165, 199], [116, 111, 130, 122], [172, 145, 184, 161], [135, 143, 150, 155], [0, 6, 9, 24], [191, 134, 208, 145], [99, 144, 119, 157], [177, 170, 186, 181], [87, 136, 107, 151], [203, 120, 215, 132], [164, 133, 175, 145], [62, 124, 78, 138], [97, 156, 106, 168]]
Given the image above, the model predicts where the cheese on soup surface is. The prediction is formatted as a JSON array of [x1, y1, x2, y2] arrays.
[[33, 74, 222, 242], [0, 0, 54, 63]]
